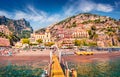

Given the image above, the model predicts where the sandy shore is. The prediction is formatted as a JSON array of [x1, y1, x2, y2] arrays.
[[0, 51, 120, 65], [63, 52, 120, 63], [15, 49, 51, 56]]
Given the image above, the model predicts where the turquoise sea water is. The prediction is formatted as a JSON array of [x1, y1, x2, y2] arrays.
[[0, 58, 120, 77], [68, 58, 120, 77], [0, 64, 43, 77]]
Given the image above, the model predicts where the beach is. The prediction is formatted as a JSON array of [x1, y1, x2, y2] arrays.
[[0, 49, 120, 65]]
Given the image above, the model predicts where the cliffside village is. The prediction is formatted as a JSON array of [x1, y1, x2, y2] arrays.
[[0, 23, 120, 48], [0, 13, 120, 48]]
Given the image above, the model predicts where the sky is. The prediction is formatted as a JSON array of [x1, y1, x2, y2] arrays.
[[0, 0, 120, 30]]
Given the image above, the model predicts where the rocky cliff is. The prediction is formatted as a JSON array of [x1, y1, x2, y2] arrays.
[[0, 16, 33, 38], [48, 13, 116, 34]]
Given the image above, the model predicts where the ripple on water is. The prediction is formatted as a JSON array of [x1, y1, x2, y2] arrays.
[[0, 63, 45, 77], [67, 58, 120, 77]]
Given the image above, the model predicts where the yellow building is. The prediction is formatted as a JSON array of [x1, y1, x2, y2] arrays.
[[30, 28, 54, 44]]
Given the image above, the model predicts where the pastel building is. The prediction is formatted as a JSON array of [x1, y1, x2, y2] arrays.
[[72, 29, 89, 38], [56, 26, 89, 47], [0, 38, 10, 47], [0, 25, 12, 35], [30, 28, 54, 44]]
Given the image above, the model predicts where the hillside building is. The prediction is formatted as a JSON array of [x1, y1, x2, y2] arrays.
[[30, 28, 54, 44], [0, 38, 10, 47], [56, 26, 89, 47], [0, 25, 12, 35]]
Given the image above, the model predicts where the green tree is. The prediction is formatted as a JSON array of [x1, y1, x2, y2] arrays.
[[88, 42, 97, 47], [105, 27, 117, 46], [36, 39, 43, 44], [118, 26, 120, 31], [9, 34, 20, 42], [74, 39, 89, 46], [20, 30, 31, 38], [44, 42, 55, 47], [74, 39, 82, 46], [82, 39, 88, 46], [8, 34, 20, 46], [0, 32, 20, 46], [91, 25, 96, 31], [117, 37, 120, 42], [94, 19, 100, 23], [106, 27, 115, 33], [71, 22, 77, 27], [88, 30, 93, 39], [88, 26, 98, 41], [21, 38, 30, 44], [0, 32, 7, 38], [93, 34, 98, 41]]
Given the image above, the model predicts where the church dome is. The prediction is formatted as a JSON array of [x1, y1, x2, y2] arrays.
[[46, 28, 50, 33]]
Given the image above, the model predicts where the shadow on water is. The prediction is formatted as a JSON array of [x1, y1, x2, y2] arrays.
[[68, 58, 120, 77]]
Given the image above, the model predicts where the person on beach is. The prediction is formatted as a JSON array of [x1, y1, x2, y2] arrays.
[[8, 51, 12, 56], [70, 68, 77, 77]]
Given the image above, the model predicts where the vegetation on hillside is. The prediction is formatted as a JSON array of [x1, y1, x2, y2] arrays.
[[44, 42, 55, 47], [36, 39, 43, 44], [35, 28, 46, 33], [0, 16, 33, 39], [56, 16, 76, 25], [88, 25, 98, 41], [0, 32, 8, 38], [36, 13, 120, 47], [19, 30, 31, 38], [21, 38, 30, 44], [0, 32, 20, 46], [8, 34, 20, 46], [74, 39, 97, 47]]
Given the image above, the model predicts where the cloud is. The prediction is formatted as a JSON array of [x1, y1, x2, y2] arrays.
[[78, 0, 95, 12], [114, 1, 120, 8], [14, 11, 45, 22], [0, 0, 114, 30], [64, 0, 114, 16], [97, 4, 113, 12], [0, 11, 12, 18], [0, 5, 62, 30]]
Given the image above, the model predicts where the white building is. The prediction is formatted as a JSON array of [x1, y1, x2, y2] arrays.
[[30, 28, 54, 44]]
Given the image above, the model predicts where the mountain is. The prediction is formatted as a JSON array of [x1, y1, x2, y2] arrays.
[[49, 13, 116, 34], [35, 28, 46, 34], [37, 13, 120, 47], [0, 16, 33, 38]]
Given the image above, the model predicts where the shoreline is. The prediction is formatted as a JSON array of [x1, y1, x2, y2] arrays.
[[63, 52, 120, 63], [0, 52, 120, 65]]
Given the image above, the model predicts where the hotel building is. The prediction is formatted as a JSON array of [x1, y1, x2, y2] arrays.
[[56, 25, 89, 47], [30, 28, 54, 44]]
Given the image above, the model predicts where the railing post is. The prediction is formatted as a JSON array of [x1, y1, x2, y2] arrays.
[[65, 69, 69, 77], [49, 51, 52, 77], [59, 51, 61, 63]]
